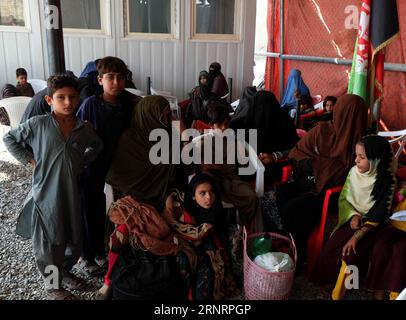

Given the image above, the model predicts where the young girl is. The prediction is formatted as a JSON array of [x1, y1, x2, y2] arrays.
[[364, 181, 406, 300], [3, 75, 103, 300], [163, 173, 240, 300], [310, 135, 396, 300]]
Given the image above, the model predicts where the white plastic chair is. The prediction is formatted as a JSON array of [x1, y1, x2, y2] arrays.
[[231, 99, 240, 111], [104, 183, 114, 215], [125, 88, 145, 97], [378, 129, 406, 161], [151, 88, 180, 120], [28, 79, 47, 94], [0, 96, 32, 127], [397, 287, 406, 300], [189, 132, 265, 200]]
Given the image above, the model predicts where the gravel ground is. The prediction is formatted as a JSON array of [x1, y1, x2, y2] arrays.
[[0, 146, 373, 301]]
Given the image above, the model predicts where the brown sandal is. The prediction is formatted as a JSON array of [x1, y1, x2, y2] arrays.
[[46, 289, 79, 300]]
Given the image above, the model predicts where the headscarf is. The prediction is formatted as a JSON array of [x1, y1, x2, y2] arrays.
[[184, 173, 226, 229], [1, 84, 18, 99], [209, 62, 222, 81], [333, 135, 396, 232], [106, 96, 175, 211], [280, 69, 310, 109], [80, 60, 98, 78], [244, 90, 299, 154], [289, 94, 368, 193]]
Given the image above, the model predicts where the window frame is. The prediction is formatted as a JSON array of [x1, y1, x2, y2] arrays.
[[190, 0, 242, 42], [0, 0, 31, 33], [62, 0, 112, 37], [123, 0, 179, 41]]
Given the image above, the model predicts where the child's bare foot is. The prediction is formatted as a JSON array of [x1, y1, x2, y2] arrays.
[[95, 284, 112, 300]]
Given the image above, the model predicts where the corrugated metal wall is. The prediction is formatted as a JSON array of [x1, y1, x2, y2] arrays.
[[0, 0, 256, 101]]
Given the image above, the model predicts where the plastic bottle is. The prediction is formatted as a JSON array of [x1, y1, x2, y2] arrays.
[[252, 234, 272, 258]]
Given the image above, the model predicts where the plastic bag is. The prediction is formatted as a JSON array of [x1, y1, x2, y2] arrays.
[[253, 252, 294, 273]]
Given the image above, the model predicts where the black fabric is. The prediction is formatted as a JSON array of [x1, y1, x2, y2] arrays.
[[230, 86, 257, 130], [185, 173, 226, 230], [244, 90, 299, 154], [20, 88, 50, 123], [370, 0, 399, 51], [360, 135, 396, 224], [1, 84, 19, 99], [112, 247, 184, 300], [185, 86, 217, 126]]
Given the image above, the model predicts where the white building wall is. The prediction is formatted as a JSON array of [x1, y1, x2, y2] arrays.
[[0, 0, 256, 101]]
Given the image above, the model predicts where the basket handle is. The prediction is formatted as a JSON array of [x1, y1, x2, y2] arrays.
[[288, 232, 298, 264]]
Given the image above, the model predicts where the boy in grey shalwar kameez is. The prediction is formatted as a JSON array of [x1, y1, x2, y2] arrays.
[[3, 74, 102, 300]]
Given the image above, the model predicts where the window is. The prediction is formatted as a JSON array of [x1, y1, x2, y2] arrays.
[[0, 0, 30, 32], [125, 0, 178, 40], [192, 0, 241, 41], [61, 0, 110, 35]]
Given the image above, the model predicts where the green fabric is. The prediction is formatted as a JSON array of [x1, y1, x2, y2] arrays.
[[348, 39, 370, 106]]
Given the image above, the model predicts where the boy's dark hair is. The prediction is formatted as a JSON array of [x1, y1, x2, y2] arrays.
[[299, 94, 313, 107], [207, 100, 232, 124], [47, 74, 79, 96], [97, 56, 128, 77], [323, 96, 338, 108], [16, 68, 28, 77]]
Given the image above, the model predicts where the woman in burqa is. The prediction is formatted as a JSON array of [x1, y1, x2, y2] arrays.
[[208, 62, 229, 99], [280, 69, 310, 114], [276, 94, 368, 265], [106, 95, 177, 212], [245, 90, 299, 183]]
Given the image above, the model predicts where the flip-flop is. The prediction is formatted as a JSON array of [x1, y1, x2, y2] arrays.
[[46, 288, 79, 300]]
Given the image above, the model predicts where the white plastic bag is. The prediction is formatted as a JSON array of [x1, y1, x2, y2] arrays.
[[253, 252, 294, 272]]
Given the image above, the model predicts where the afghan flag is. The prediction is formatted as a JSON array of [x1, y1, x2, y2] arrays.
[[348, 0, 399, 119]]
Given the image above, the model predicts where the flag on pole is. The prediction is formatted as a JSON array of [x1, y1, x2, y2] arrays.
[[348, 0, 399, 116]]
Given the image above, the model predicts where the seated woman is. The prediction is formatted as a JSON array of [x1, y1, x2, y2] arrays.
[[163, 173, 240, 300], [280, 69, 310, 115], [185, 70, 217, 127], [310, 135, 396, 300], [275, 94, 368, 266], [319, 95, 337, 122], [208, 62, 229, 99], [365, 182, 406, 300], [244, 90, 299, 184]]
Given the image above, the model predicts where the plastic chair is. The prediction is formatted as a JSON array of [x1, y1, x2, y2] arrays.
[[151, 88, 180, 120], [28, 79, 47, 94], [311, 95, 322, 106], [377, 129, 406, 161], [279, 163, 343, 272], [0, 96, 32, 127], [189, 131, 265, 202], [104, 183, 114, 215], [125, 88, 145, 97]]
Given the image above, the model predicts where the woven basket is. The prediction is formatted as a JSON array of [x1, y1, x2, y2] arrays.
[[243, 227, 297, 300]]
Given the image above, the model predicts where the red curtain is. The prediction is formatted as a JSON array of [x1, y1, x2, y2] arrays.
[[265, 0, 406, 131]]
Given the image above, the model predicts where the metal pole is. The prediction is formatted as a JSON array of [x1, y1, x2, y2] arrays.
[[228, 77, 233, 103], [44, 0, 66, 75], [279, 0, 285, 99], [147, 77, 152, 95], [255, 51, 406, 72]]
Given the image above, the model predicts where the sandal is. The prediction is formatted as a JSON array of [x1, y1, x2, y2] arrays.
[[75, 257, 105, 277], [61, 272, 87, 290], [46, 288, 79, 301]]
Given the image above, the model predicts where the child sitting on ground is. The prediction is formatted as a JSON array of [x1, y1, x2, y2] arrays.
[[3, 74, 103, 300], [16, 68, 35, 97]]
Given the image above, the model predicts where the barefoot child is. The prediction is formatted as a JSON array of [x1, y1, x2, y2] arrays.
[[3, 74, 103, 300]]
